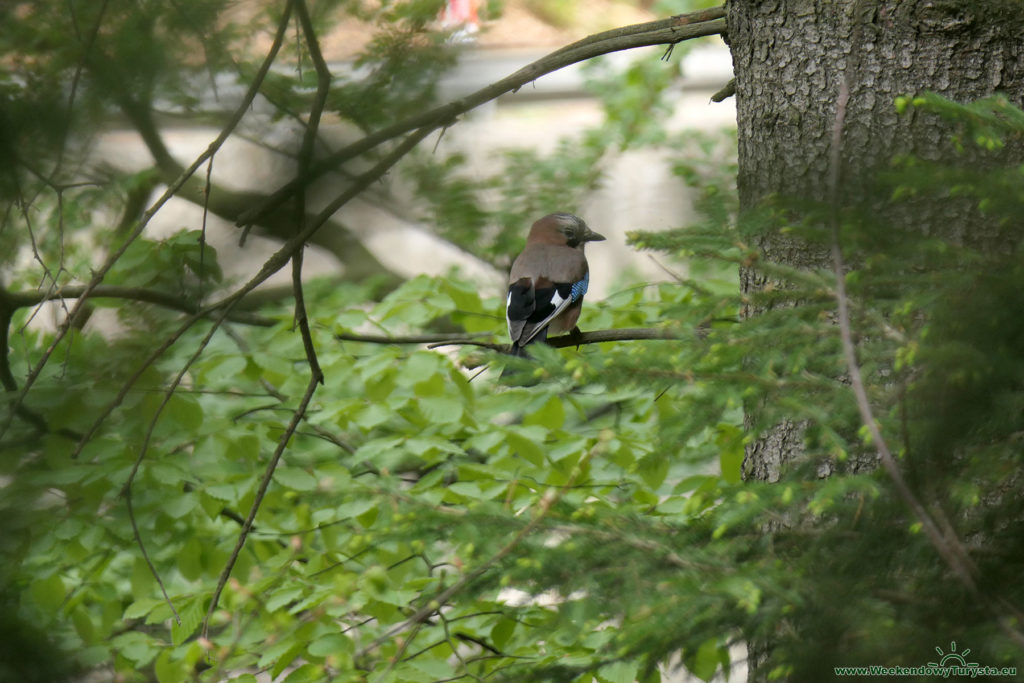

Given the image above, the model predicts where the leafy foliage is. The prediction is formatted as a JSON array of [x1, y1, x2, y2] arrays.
[[1, 2, 1022, 683]]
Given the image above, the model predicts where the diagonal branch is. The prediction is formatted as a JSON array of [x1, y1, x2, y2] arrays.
[[70, 127, 433, 458], [0, 0, 296, 440], [202, 373, 321, 639], [120, 301, 239, 624], [827, 69, 1024, 647], [4, 284, 275, 326], [236, 8, 727, 228]]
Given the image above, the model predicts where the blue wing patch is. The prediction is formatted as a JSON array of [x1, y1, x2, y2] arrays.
[[570, 271, 589, 302]]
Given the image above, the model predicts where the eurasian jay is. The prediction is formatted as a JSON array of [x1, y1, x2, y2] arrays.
[[506, 213, 605, 356]]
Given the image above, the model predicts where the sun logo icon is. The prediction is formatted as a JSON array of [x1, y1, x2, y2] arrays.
[[928, 641, 979, 668]]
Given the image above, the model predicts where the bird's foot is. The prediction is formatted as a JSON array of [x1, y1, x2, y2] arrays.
[[569, 326, 583, 350]]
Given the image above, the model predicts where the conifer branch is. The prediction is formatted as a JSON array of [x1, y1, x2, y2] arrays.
[[827, 73, 1024, 648]]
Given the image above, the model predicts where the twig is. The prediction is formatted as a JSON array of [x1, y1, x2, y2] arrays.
[[711, 78, 736, 103], [120, 302, 238, 622], [354, 450, 593, 659], [202, 374, 321, 639], [825, 76, 1024, 645], [290, 0, 329, 386], [0, 0, 296, 440], [199, 156, 214, 303]]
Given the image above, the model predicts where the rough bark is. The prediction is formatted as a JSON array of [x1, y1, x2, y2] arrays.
[[730, 0, 1024, 476], [726, 1, 1024, 679]]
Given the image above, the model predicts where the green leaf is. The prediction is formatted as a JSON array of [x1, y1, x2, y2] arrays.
[[491, 616, 517, 650], [598, 660, 638, 683], [418, 396, 464, 424], [177, 537, 203, 581], [523, 395, 566, 430], [503, 427, 546, 467], [170, 597, 202, 646], [283, 663, 324, 682], [274, 467, 319, 492], [124, 597, 164, 621], [166, 394, 204, 431], [111, 631, 158, 666], [29, 573, 65, 615], [308, 633, 353, 658], [716, 423, 745, 484], [687, 638, 727, 682]]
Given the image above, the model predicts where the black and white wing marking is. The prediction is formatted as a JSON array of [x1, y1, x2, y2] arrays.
[[506, 271, 589, 349]]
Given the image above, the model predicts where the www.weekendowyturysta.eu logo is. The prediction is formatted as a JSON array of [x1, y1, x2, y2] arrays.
[[834, 641, 1017, 678], [927, 641, 976, 668]]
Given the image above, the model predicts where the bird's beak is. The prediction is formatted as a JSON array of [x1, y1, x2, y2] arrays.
[[585, 229, 606, 242]]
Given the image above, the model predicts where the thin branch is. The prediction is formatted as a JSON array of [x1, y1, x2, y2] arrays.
[[199, 156, 214, 304], [0, 289, 71, 437], [0, 0, 296, 440], [236, 9, 727, 228], [120, 302, 238, 624], [354, 449, 594, 659], [336, 327, 685, 352], [546, 327, 685, 347], [202, 373, 321, 639], [711, 77, 736, 103], [826, 73, 1024, 648], [290, 0, 329, 386], [828, 81, 972, 582]]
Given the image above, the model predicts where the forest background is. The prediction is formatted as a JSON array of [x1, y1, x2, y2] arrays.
[[2, 1, 1023, 682]]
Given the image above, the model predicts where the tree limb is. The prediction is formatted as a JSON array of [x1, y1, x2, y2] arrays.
[[236, 9, 728, 228], [4, 284, 275, 327], [335, 327, 684, 352]]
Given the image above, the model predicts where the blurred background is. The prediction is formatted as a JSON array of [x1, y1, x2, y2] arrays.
[[87, 0, 735, 308]]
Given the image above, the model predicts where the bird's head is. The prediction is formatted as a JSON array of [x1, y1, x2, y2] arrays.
[[530, 212, 606, 248]]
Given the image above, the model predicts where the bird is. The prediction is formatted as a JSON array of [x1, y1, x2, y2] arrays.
[[506, 213, 605, 357]]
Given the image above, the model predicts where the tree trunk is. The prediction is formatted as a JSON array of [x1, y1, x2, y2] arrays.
[[726, 0, 1024, 678]]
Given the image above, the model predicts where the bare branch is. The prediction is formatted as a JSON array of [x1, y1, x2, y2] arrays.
[[121, 302, 239, 624], [5, 284, 275, 326], [290, 0, 330, 386], [202, 373, 321, 639], [236, 9, 728, 228], [336, 327, 685, 352]]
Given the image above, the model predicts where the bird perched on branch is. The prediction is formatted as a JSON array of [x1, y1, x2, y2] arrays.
[[506, 213, 605, 357]]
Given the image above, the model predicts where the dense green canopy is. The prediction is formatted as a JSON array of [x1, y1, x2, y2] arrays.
[[1, 1, 1022, 681]]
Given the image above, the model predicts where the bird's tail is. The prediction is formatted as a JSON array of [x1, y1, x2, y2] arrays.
[[508, 343, 529, 357]]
